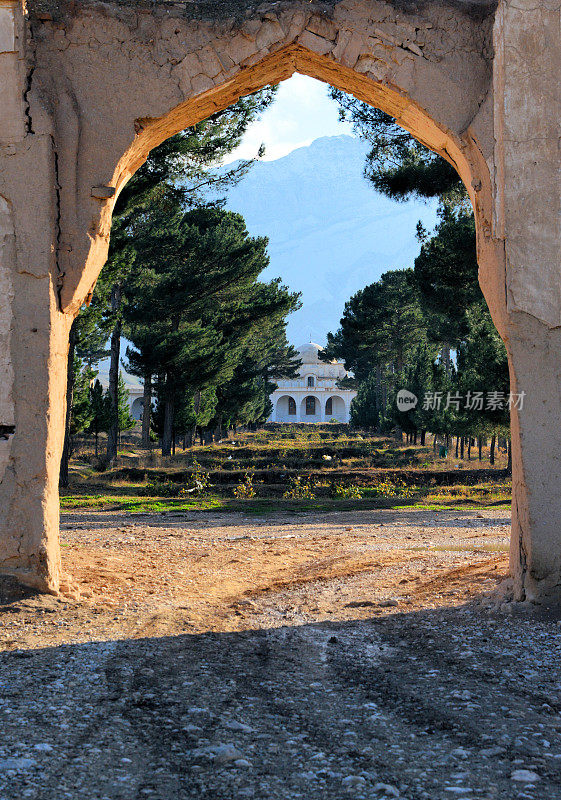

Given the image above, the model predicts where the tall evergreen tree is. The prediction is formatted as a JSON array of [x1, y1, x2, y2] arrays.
[[350, 371, 381, 430], [87, 379, 112, 459], [414, 206, 481, 350], [59, 357, 96, 487], [330, 89, 463, 204], [102, 87, 277, 465], [323, 268, 428, 404], [125, 207, 299, 456]]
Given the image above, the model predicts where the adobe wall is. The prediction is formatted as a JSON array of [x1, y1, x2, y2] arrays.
[[1, 0, 561, 602]]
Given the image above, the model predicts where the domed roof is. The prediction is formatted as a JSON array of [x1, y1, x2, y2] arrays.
[[296, 342, 324, 364]]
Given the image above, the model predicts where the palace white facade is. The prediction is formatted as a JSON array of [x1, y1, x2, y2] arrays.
[[129, 391, 145, 421], [268, 342, 356, 424]]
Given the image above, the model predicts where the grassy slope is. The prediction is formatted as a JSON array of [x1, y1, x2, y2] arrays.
[[62, 427, 511, 514]]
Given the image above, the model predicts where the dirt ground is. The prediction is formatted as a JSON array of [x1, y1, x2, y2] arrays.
[[2, 508, 510, 647], [2, 507, 561, 799]]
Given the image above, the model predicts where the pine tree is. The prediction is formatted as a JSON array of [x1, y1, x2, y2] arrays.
[[330, 88, 463, 204], [323, 267, 428, 418], [101, 88, 277, 465], [350, 371, 381, 430], [124, 207, 299, 456], [116, 374, 136, 438], [59, 357, 96, 487], [414, 206, 481, 350], [455, 302, 510, 458], [87, 379, 111, 458]]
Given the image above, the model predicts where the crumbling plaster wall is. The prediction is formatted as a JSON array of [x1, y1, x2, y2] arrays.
[[0, 196, 15, 488], [0, 0, 64, 591], [26, 0, 496, 313], [4, 0, 561, 602], [491, 1, 561, 601]]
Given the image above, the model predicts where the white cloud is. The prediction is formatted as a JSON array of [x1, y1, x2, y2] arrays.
[[223, 74, 353, 163]]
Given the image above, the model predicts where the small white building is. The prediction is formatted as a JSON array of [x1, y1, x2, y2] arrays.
[[268, 342, 356, 424], [127, 389, 145, 421]]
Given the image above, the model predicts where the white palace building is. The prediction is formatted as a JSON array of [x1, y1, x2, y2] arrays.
[[268, 342, 357, 424]]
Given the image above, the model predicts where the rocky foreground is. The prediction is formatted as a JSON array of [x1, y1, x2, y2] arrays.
[[1, 508, 560, 799]]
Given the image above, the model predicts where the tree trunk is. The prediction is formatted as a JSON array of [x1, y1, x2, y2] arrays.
[[185, 425, 195, 448], [433, 434, 437, 452], [420, 430, 426, 446], [455, 436, 459, 458], [375, 364, 383, 429], [106, 283, 122, 467], [441, 342, 451, 374], [214, 414, 223, 443], [460, 436, 465, 460], [60, 317, 78, 488], [467, 437, 471, 461], [478, 437, 482, 461], [490, 434, 496, 465], [141, 370, 152, 448], [507, 439, 512, 475], [162, 395, 174, 457]]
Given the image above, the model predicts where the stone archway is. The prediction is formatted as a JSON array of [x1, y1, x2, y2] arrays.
[[275, 395, 298, 423], [325, 395, 346, 422], [130, 397, 144, 422], [1, 0, 560, 603], [301, 395, 322, 422]]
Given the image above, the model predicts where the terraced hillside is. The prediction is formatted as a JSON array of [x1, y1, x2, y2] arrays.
[[63, 426, 511, 514]]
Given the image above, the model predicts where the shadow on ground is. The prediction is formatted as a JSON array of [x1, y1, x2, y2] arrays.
[[59, 508, 511, 534], [0, 603, 559, 799]]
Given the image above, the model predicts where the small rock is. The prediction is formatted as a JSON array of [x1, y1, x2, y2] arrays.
[[213, 744, 244, 765], [342, 775, 366, 787], [0, 757, 37, 772], [480, 746, 505, 757], [451, 747, 470, 759], [223, 719, 254, 733], [373, 783, 400, 796], [452, 690, 472, 701], [378, 599, 399, 608], [183, 724, 202, 734], [345, 600, 376, 608], [511, 770, 540, 783]]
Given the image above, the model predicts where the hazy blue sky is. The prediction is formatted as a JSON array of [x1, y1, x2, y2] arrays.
[[225, 75, 354, 163]]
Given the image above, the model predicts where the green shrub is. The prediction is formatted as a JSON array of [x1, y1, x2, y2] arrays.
[[283, 476, 315, 499], [333, 484, 362, 499], [367, 479, 414, 499], [141, 479, 182, 498], [234, 471, 256, 499], [181, 459, 211, 497]]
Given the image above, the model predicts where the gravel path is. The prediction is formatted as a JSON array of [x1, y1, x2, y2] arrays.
[[1, 507, 560, 799]]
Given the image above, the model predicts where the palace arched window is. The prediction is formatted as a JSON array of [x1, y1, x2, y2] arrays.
[[306, 396, 316, 415], [325, 397, 333, 415], [307, 376, 315, 387], [288, 397, 296, 415]]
